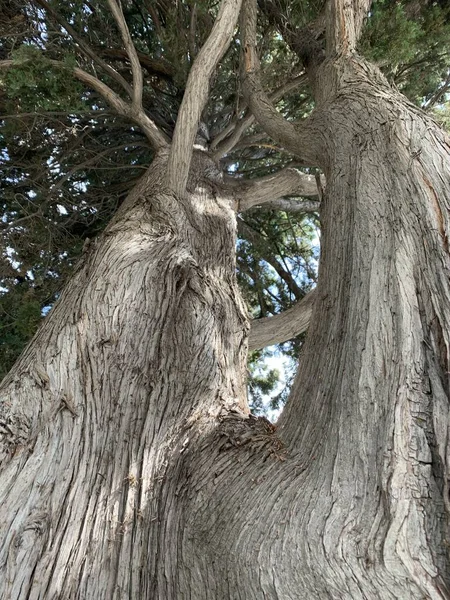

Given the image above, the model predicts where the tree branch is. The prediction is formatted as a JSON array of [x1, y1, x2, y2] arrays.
[[236, 168, 321, 211], [96, 48, 175, 80], [240, 0, 321, 165], [250, 197, 320, 214], [212, 74, 307, 158], [33, 0, 133, 97], [0, 58, 168, 150], [249, 288, 317, 351], [106, 0, 143, 106], [167, 0, 243, 197], [326, 0, 372, 56]]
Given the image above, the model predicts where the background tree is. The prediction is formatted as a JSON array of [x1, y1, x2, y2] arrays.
[[1, 0, 450, 597]]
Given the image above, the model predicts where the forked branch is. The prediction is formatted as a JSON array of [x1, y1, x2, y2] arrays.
[[249, 288, 317, 351], [212, 74, 307, 159], [240, 0, 321, 165], [167, 0, 243, 197]]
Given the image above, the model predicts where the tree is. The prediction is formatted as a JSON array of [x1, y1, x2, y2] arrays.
[[1, 0, 450, 597]]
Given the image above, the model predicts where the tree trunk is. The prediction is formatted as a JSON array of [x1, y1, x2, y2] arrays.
[[0, 149, 250, 598], [1, 56, 450, 599], [274, 56, 450, 598]]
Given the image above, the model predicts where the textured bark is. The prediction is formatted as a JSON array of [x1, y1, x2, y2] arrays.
[[0, 150, 250, 598], [274, 56, 450, 598]]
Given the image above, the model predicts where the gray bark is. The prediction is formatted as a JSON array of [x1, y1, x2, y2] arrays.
[[274, 56, 450, 598], [0, 149, 250, 598]]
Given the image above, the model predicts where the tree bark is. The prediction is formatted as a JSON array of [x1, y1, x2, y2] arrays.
[[0, 149, 251, 598], [275, 55, 450, 598]]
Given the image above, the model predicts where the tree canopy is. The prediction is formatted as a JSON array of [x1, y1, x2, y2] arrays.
[[1, 0, 450, 406]]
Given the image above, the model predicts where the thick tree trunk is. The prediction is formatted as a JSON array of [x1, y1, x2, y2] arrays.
[[273, 56, 450, 598], [0, 149, 250, 598], [1, 55, 450, 599]]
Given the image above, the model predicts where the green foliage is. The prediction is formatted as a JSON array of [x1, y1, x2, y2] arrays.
[[4, 46, 85, 112], [0, 285, 42, 380], [360, 0, 450, 104]]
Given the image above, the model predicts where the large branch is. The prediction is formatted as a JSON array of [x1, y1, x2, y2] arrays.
[[326, 0, 372, 55], [212, 74, 307, 159], [97, 48, 175, 80], [249, 288, 317, 351], [261, 197, 320, 214], [0, 59, 168, 150], [237, 168, 321, 211], [240, 0, 321, 165], [167, 0, 243, 196]]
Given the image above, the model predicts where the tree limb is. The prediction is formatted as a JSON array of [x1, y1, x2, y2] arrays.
[[249, 288, 317, 351], [167, 0, 243, 196], [240, 0, 321, 165], [212, 74, 307, 158], [96, 48, 175, 80], [251, 197, 321, 214], [326, 0, 372, 56], [106, 0, 143, 106], [33, 0, 133, 97], [237, 168, 321, 211]]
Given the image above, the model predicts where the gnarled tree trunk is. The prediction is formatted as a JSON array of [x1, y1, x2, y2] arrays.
[[0, 149, 251, 598], [272, 55, 450, 599]]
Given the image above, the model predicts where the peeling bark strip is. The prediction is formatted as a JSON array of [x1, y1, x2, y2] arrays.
[[326, 0, 372, 55]]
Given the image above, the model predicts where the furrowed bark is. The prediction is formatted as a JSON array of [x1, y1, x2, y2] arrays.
[[275, 55, 450, 598], [0, 150, 250, 598]]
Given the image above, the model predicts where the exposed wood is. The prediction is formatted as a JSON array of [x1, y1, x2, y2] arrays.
[[326, 0, 372, 56]]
